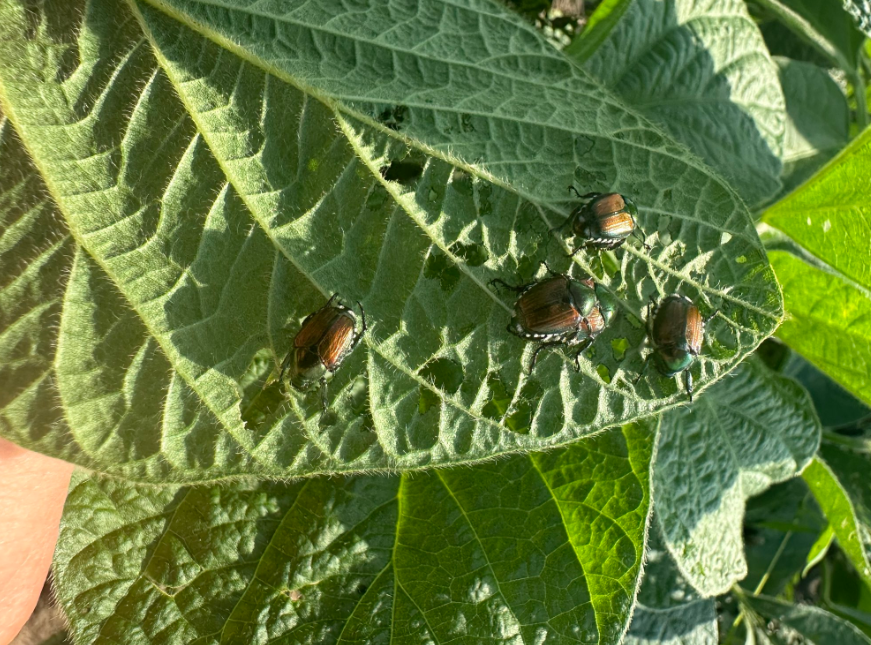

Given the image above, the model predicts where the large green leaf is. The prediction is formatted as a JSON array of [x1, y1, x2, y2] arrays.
[[762, 126, 871, 407], [739, 590, 871, 645], [775, 57, 850, 197], [0, 0, 780, 481], [576, 0, 785, 207], [808, 435, 871, 589], [53, 422, 655, 644], [752, 0, 865, 73], [625, 523, 716, 645], [654, 357, 820, 596]]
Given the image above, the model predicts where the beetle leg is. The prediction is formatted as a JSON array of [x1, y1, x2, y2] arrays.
[[684, 369, 694, 403], [350, 300, 368, 350], [632, 221, 652, 252], [278, 352, 292, 387], [528, 341, 562, 373], [703, 309, 719, 325], [633, 353, 652, 385], [489, 278, 526, 294], [572, 338, 594, 372], [566, 242, 586, 258]]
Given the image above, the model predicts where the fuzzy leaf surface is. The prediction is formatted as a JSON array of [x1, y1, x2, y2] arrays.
[[578, 0, 785, 207], [775, 57, 849, 198], [741, 591, 871, 645], [625, 524, 716, 645], [0, 0, 781, 481], [54, 422, 654, 645], [654, 358, 820, 596]]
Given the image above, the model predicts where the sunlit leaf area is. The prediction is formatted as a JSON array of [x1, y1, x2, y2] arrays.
[[1, 0, 870, 642]]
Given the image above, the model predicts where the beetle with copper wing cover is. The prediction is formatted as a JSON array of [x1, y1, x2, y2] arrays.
[[635, 294, 717, 402], [280, 294, 367, 410], [491, 268, 617, 373], [562, 188, 650, 256]]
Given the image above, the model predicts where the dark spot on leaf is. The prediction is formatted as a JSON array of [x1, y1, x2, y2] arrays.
[[482, 373, 511, 421], [356, 584, 368, 595], [380, 160, 424, 185], [506, 379, 543, 433], [418, 358, 464, 414], [318, 409, 339, 428], [418, 388, 440, 415], [574, 167, 606, 186], [662, 188, 673, 200], [611, 338, 630, 362], [478, 183, 493, 216], [376, 104, 408, 130], [424, 251, 461, 291], [420, 358, 464, 394], [449, 240, 488, 267], [451, 169, 474, 196], [574, 135, 595, 157], [461, 113, 475, 132]]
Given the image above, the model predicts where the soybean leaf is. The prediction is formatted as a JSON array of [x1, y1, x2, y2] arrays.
[[762, 126, 871, 407], [807, 435, 871, 589], [751, 0, 865, 73], [53, 422, 655, 645], [625, 523, 717, 645], [775, 57, 850, 197], [739, 590, 871, 645], [576, 0, 785, 207], [654, 357, 820, 596], [0, 0, 781, 482], [743, 478, 827, 596]]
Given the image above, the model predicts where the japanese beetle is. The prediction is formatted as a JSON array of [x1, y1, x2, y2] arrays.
[[635, 294, 717, 402], [491, 268, 617, 373], [279, 294, 367, 409], [563, 187, 649, 256]]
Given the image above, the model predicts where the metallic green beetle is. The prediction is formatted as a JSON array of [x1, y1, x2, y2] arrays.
[[491, 267, 618, 372], [636, 294, 717, 401]]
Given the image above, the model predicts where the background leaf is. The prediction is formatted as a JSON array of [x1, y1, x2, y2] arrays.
[[0, 0, 782, 481], [625, 523, 717, 645], [774, 56, 850, 197], [807, 435, 871, 590], [577, 0, 785, 207], [763, 126, 871, 406], [740, 590, 871, 645], [653, 357, 820, 596], [53, 422, 655, 644]]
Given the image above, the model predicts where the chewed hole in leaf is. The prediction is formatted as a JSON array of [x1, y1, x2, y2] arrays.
[[375, 104, 408, 130], [417, 358, 463, 415], [380, 160, 424, 185], [611, 338, 630, 362], [597, 364, 612, 384], [449, 240, 488, 267], [423, 250, 461, 291], [505, 379, 543, 434], [482, 373, 512, 421]]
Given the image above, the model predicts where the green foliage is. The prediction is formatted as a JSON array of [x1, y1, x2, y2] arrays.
[[625, 524, 717, 645], [577, 0, 785, 208], [53, 423, 654, 644], [0, 0, 867, 641], [0, 0, 780, 483], [776, 57, 850, 195], [739, 590, 871, 644], [763, 126, 871, 406], [653, 357, 820, 595]]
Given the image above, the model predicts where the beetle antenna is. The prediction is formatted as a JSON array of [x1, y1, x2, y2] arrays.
[[568, 185, 583, 199], [278, 354, 290, 387], [326, 292, 340, 307]]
